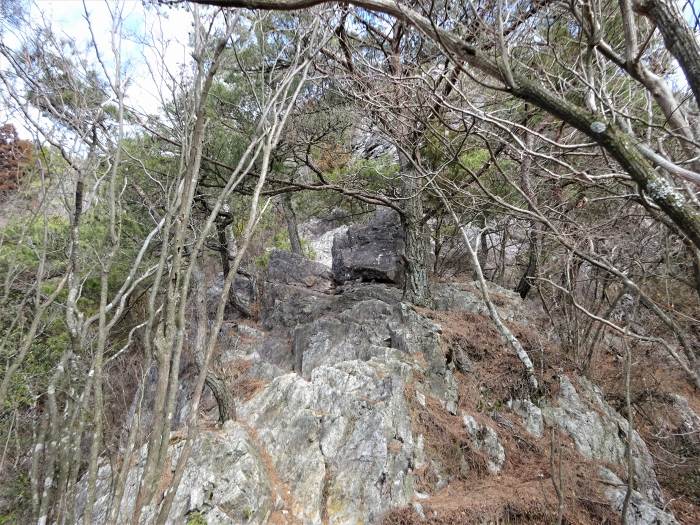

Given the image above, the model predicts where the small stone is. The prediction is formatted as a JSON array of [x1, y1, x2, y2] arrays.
[[413, 502, 426, 520]]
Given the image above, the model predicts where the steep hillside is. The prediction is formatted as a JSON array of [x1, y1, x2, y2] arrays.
[[77, 215, 699, 525]]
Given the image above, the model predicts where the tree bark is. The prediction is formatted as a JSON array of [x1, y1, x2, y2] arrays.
[[515, 134, 538, 299], [216, 220, 253, 318], [476, 216, 489, 281], [206, 373, 236, 423], [398, 150, 431, 306], [515, 234, 538, 299], [281, 192, 303, 255], [634, 0, 700, 109]]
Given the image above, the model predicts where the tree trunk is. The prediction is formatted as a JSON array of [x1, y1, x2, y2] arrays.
[[216, 220, 251, 318], [475, 215, 488, 280], [515, 133, 538, 299], [398, 150, 431, 306], [217, 220, 231, 277], [205, 372, 236, 423], [635, 0, 700, 109], [192, 267, 236, 424], [515, 232, 538, 299], [281, 193, 303, 255]]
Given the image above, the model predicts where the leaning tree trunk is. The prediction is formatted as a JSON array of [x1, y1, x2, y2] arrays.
[[281, 192, 303, 255], [216, 219, 252, 318], [193, 267, 236, 424], [398, 150, 431, 306], [205, 372, 236, 423], [635, 0, 700, 109]]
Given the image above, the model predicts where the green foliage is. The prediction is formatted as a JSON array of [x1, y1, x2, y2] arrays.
[[186, 512, 208, 525], [255, 229, 315, 268]]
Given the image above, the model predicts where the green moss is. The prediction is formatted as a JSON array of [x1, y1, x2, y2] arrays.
[[186, 511, 208, 525]]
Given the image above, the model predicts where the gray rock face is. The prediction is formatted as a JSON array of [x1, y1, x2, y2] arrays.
[[227, 272, 460, 523], [332, 209, 405, 285], [292, 299, 398, 377], [207, 273, 256, 318], [239, 360, 417, 525], [461, 414, 506, 474], [260, 283, 336, 330], [266, 249, 334, 293], [508, 398, 544, 438], [290, 295, 457, 414], [543, 376, 662, 504], [299, 217, 350, 267], [669, 393, 700, 435], [260, 249, 336, 330], [77, 422, 276, 524], [599, 468, 679, 525]]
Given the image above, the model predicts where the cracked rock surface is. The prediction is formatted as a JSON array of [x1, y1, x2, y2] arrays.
[[77, 248, 681, 525]]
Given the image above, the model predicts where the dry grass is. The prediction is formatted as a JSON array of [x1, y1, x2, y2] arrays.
[[221, 359, 266, 402], [589, 340, 700, 524], [397, 307, 627, 525], [420, 309, 571, 407], [383, 466, 616, 525], [405, 382, 489, 489]]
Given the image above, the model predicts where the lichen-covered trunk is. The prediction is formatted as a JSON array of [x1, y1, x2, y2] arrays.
[[635, 0, 700, 109], [398, 150, 431, 306], [206, 372, 236, 423]]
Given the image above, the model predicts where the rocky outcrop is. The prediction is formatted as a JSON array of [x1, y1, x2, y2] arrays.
[[332, 209, 405, 285], [79, 242, 684, 525], [260, 249, 336, 330], [266, 249, 333, 293], [600, 468, 679, 525], [77, 422, 277, 524], [543, 375, 662, 504], [461, 414, 506, 474], [299, 213, 350, 268], [508, 398, 544, 438], [238, 361, 417, 525]]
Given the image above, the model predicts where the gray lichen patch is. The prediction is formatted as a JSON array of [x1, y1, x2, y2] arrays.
[[590, 121, 607, 133], [646, 176, 686, 206]]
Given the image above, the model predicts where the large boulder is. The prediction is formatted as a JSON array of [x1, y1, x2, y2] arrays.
[[332, 209, 405, 285], [260, 249, 336, 330], [266, 249, 334, 293]]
